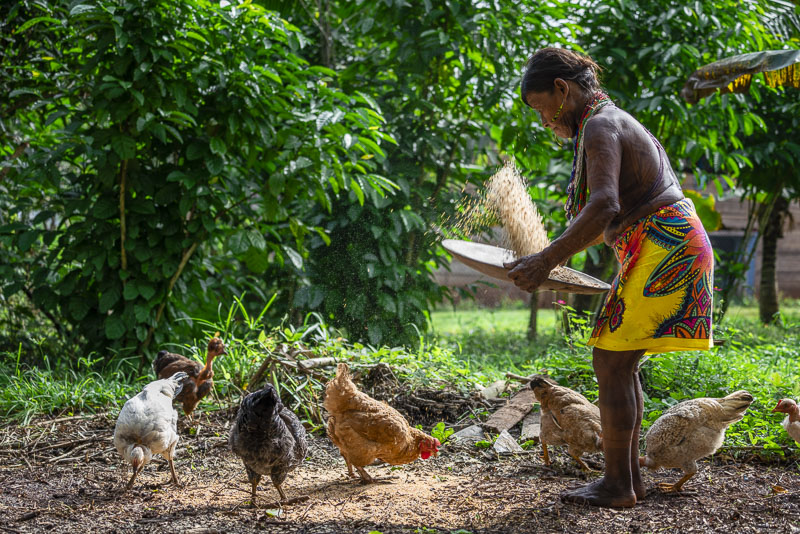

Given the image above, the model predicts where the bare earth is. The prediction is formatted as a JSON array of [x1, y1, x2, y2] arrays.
[[1, 409, 799, 534]]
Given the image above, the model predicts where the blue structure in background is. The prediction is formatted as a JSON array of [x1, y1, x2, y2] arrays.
[[709, 232, 759, 298]]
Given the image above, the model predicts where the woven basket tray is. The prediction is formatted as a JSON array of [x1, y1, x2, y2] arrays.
[[442, 239, 610, 295]]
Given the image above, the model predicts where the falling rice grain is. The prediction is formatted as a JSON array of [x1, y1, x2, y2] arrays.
[[484, 161, 549, 257]]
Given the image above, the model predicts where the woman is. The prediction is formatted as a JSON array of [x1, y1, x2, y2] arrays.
[[505, 48, 714, 507]]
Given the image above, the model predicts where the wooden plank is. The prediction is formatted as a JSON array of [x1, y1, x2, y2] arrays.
[[483, 388, 537, 432], [520, 410, 541, 443]]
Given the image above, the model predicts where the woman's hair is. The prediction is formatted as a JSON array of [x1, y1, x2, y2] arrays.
[[520, 48, 602, 106]]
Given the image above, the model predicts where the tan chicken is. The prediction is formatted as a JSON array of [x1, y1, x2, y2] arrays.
[[528, 375, 602, 471], [772, 398, 800, 444], [640, 390, 754, 492], [153, 336, 226, 421], [324, 363, 440, 483]]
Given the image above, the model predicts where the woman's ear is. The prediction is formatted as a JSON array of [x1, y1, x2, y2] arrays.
[[553, 77, 569, 97]]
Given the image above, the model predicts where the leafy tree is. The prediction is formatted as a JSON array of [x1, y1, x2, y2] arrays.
[[0, 0, 392, 360], [283, 0, 569, 344]]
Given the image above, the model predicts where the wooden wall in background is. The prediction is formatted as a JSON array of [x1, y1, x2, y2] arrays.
[[435, 181, 800, 305]]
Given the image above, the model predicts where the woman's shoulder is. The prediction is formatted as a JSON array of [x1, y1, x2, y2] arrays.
[[582, 107, 624, 142], [584, 107, 648, 143]]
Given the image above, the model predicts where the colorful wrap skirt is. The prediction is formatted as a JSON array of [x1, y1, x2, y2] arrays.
[[587, 198, 714, 354]]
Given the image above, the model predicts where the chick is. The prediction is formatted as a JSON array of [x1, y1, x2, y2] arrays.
[[113, 372, 188, 490], [640, 390, 754, 492]]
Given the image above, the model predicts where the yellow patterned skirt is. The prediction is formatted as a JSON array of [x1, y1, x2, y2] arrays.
[[587, 198, 714, 355]]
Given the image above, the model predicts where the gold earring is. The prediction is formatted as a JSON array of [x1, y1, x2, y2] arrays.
[[551, 128, 563, 147], [551, 96, 566, 122]]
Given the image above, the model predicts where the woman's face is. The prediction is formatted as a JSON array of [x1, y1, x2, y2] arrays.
[[524, 80, 573, 139]]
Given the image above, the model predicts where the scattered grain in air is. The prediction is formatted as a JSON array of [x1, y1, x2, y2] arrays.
[[484, 160, 549, 257], [442, 160, 603, 289]]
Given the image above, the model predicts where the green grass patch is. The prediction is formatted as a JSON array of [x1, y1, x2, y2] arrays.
[[1, 298, 798, 459]]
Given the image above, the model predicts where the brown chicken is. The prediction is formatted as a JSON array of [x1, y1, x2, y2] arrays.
[[153, 337, 226, 421], [529, 375, 602, 471], [324, 362, 440, 482], [772, 398, 800, 444], [640, 390, 754, 492]]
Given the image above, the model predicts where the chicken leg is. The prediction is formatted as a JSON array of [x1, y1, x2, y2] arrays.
[[240, 465, 264, 507], [542, 444, 551, 466], [343, 456, 358, 478], [570, 453, 595, 472], [166, 443, 181, 486], [658, 472, 695, 493], [125, 464, 142, 491], [354, 465, 374, 483]]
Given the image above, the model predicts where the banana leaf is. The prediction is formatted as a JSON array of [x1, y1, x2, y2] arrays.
[[681, 49, 800, 104]]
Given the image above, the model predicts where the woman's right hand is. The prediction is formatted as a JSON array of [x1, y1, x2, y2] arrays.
[[504, 251, 557, 293]]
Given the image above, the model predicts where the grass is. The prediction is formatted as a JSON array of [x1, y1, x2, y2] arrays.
[[1, 298, 799, 458]]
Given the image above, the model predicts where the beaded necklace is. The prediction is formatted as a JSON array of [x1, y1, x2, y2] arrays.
[[564, 91, 614, 221]]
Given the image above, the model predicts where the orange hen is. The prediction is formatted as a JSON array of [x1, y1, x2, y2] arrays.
[[324, 363, 440, 483], [153, 337, 226, 421]]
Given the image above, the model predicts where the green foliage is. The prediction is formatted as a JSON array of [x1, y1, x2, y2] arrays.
[[284, 0, 570, 345], [0, 348, 141, 424], [431, 421, 454, 444], [683, 190, 723, 232], [2, 0, 798, 364], [0, 0, 392, 356]]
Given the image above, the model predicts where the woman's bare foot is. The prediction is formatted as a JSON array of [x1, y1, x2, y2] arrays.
[[560, 478, 636, 508]]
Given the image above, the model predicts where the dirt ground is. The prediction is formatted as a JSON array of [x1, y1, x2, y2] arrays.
[[1, 409, 799, 534]]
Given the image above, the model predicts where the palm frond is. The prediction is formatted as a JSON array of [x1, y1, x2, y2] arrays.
[[681, 49, 800, 104]]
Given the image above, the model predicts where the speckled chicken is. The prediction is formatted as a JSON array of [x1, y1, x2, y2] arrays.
[[113, 372, 188, 490], [528, 375, 602, 471], [772, 398, 800, 444], [153, 337, 226, 421], [324, 363, 440, 483], [640, 390, 754, 492], [229, 384, 308, 504]]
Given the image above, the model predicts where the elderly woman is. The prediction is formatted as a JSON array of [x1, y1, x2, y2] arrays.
[[506, 48, 714, 507]]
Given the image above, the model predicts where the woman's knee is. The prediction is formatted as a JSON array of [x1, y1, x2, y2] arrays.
[[592, 348, 641, 376]]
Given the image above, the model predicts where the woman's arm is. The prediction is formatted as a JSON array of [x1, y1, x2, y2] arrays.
[[506, 116, 621, 291]]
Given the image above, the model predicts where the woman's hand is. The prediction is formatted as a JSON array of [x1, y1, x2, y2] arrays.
[[504, 251, 558, 293]]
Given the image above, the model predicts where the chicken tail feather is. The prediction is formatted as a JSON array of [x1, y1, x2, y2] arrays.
[[324, 363, 359, 413]]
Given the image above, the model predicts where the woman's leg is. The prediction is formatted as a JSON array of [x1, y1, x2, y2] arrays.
[[561, 347, 644, 507]]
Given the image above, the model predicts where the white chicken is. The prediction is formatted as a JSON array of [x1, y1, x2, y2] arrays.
[[113, 372, 188, 490], [772, 398, 800, 444]]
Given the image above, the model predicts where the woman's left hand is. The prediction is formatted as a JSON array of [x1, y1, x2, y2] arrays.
[[504, 251, 557, 293]]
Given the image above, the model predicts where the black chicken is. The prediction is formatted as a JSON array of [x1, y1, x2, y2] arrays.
[[229, 384, 308, 504]]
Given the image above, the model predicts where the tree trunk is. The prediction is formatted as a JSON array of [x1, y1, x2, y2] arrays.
[[572, 245, 615, 325], [527, 293, 538, 341], [758, 196, 788, 325]]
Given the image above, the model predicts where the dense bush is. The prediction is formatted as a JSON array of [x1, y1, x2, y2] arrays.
[[0, 0, 392, 358]]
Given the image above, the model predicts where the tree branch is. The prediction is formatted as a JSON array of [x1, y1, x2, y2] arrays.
[[138, 242, 199, 363], [119, 159, 128, 272]]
